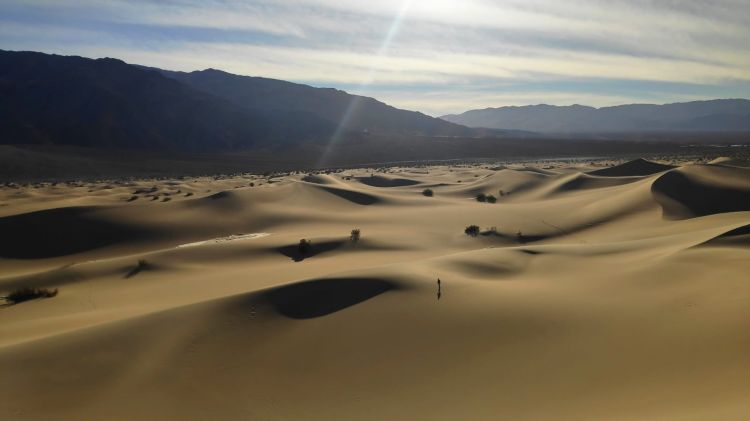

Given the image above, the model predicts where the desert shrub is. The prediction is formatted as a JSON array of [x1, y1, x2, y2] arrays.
[[5, 287, 58, 304], [125, 259, 150, 278], [350, 229, 361, 243], [498, 190, 505, 197], [486, 194, 497, 203], [422, 188, 434, 197], [249, 182, 255, 187], [465, 225, 480, 237], [476, 193, 487, 202], [516, 231, 525, 243], [298, 239, 313, 254]]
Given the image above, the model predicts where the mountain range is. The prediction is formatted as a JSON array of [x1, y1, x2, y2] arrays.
[[440, 100, 750, 133], [2, 49, 749, 154], [0, 50, 476, 152]]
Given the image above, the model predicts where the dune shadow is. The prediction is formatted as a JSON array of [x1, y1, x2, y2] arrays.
[[554, 174, 640, 192], [696, 224, 750, 248], [276, 239, 405, 262], [277, 240, 346, 262], [478, 230, 549, 244], [590, 158, 675, 177], [356, 176, 420, 188], [263, 277, 398, 319], [208, 191, 232, 200], [124, 260, 151, 278], [318, 186, 380, 205], [652, 171, 750, 219], [0, 207, 154, 259]]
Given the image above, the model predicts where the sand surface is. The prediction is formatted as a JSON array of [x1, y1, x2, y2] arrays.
[[1, 158, 749, 420]]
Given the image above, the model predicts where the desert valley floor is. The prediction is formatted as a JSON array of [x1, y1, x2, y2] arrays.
[[1, 157, 749, 420]]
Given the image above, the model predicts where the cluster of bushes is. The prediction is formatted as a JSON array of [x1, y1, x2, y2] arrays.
[[298, 228, 362, 255], [476, 193, 497, 203], [464, 225, 526, 243], [422, 189, 434, 197]]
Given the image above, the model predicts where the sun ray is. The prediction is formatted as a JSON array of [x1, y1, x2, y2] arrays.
[[315, 0, 414, 168]]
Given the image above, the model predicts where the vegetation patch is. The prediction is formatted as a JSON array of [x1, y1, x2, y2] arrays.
[[465, 225, 481, 237], [298, 239, 313, 254], [4, 287, 58, 304]]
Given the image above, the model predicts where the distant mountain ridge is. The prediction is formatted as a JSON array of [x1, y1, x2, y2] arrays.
[[0, 49, 477, 152], [154, 67, 476, 137], [441, 100, 750, 133]]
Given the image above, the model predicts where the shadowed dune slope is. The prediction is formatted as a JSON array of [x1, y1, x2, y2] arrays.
[[0, 206, 156, 259], [652, 166, 750, 219], [356, 175, 421, 187], [315, 185, 382, 205], [697, 224, 750, 247], [591, 158, 675, 176], [263, 277, 400, 319], [448, 168, 550, 197], [532, 172, 643, 198], [708, 157, 750, 167], [301, 174, 340, 185], [276, 239, 404, 262], [182, 190, 249, 212]]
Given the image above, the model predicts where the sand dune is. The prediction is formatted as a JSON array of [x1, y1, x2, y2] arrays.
[[590, 158, 675, 176], [708, 156, 750, 167], [652, 165, 750, 219], [1, 158, 749, 420]]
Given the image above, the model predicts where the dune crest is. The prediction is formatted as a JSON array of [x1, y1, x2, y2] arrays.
[[590, 158, 675, 176]]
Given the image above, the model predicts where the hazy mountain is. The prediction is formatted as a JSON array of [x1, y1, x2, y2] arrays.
[[0, 50, 342, 151], [156, 68, 475, 137], [441, 100, 750, 133], [0, 50, 477, 152]]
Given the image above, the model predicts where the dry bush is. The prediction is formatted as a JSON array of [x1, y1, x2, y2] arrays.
[[298, 239, 313, 254], [5, 287, 58, 304], [465, 225, 480, 237]]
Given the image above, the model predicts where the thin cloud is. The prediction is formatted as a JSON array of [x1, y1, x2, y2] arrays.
[[1, 0, 748, 114]]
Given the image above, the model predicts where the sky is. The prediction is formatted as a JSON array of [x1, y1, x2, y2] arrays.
[[1, 0, 749, 116]]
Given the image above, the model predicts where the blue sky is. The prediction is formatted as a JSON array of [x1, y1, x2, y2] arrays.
[[1, 0, 749, 116]]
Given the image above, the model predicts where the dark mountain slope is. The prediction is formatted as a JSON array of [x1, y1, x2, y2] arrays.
[[0, 50, 336, 151], [159, 68, 475, 137]]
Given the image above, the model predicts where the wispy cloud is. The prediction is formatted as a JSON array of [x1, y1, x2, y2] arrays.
[[1, 0, 749, 115]]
